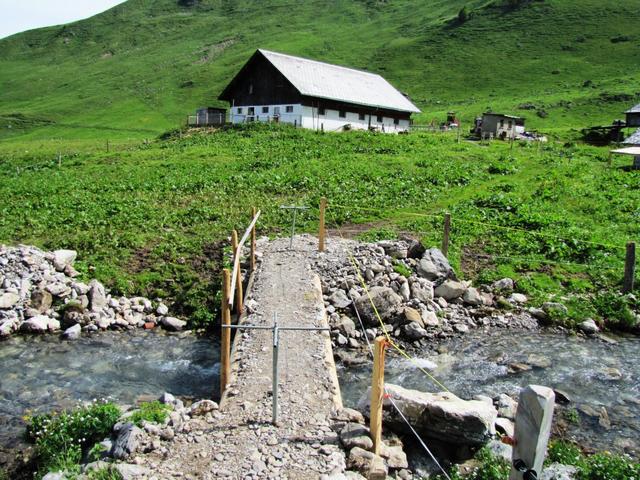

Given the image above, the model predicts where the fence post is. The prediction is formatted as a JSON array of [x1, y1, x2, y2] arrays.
[[220, 268, 231, 396], [231, 229, 244, 317], [106, 139, 110, 153], [623, 241, 636, 293], [509, 385, 555, 480], [370, 337, 387, 455], [442, 213, 451, 257], [319, 197, 327, 252], [250, 207, 257, 272]]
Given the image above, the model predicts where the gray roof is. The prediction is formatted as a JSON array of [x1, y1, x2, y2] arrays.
[[259, 49, 420, 113], [624, 128, 640, 145], [626, 103, 640, 114]]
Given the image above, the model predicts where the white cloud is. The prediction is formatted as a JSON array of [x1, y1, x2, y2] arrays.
[[0, 0, 127, 39]]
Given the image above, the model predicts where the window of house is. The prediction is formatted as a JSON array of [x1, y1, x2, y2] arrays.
[[249, 84, 253, 94], [248, 107, 255, 115], [237, 107, 243, 114], [508, 120, 513, 128], [377, 115, 383, 123], [262, 106, 269, 114], [500, 119, 505, 127], [359, 113, 365, 121], [319, 107, 326, 115], [286, 105, 294, 113], [339, 110, 346, 118], [394, 118, 400, 125]]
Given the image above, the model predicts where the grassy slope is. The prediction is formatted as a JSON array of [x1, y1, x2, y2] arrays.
[[1, 0, 640, 140], [0, 125, 637, 328]]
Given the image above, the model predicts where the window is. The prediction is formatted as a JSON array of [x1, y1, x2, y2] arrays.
[[319, 107, 326, 115], [394, 118, 400, 125], [377, 115, 383, 123], [508, 120, 513, 128], [285, 105, 294, 113], [358, 112, 365, 121], [339, 110, 346, 118], [262, 106, 269, 114], [248, 84, 253, 94], [237, 107, 243, 114], [248, 107, 255, 115], [500, 119, 505, 127]]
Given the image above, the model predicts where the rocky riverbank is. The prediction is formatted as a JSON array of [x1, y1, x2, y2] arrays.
[[0, 245, 187, 339]]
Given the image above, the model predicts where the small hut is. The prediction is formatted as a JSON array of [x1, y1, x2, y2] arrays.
[[188, 107, 226, 127]]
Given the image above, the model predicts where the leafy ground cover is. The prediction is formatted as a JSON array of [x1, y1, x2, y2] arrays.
[[546, 440, 640, 480], [0, 124, 637, 330]]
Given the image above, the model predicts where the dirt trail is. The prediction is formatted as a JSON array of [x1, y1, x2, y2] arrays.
[[141, 236, 346, 479]]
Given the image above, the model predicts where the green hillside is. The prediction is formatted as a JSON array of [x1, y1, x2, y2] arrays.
[[1, 0, 640, 140]]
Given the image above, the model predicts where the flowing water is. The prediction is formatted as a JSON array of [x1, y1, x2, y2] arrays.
[[0, 330, 219, 450], [338, 330, 640, 455]]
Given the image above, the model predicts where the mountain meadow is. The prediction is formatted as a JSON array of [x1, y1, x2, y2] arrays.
[[0, 0, 639, 330]]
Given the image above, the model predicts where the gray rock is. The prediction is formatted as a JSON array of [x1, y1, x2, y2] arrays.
[[403, 307, 422, 326], [434, 280, 466, 301], [20, 315, 58, 333], [189, 399, 218, 416], [579, 318, 599, 334], [421, 310, 440, 327], [494, 417, 515, 437], [42, 473, 67, 480], [358, 383, 497, 446], [115, 463, 151, 479], [463, 287, 483, 306], [111, 422, 142, 459], [46, 283, 72, 298], [399, 282, 411, 301], [417, 248, 455, 284], [492, 278, 514, 291], [63, 323, 81, 340], [487, 439, 512, 462], [497, 393, 518, 420], [159, 392, 184, 410], [53, 249, 77, 272], [330, 290, 352, 309], [88, 279, 108, 312], [340, 423, 373, 450], [156, 303, 169, 316], [404, 322, 428, 340], [508, 293, 528, 304], [337, 315, 356, 337], [380, 443, 409, 469], [410, 279, 434, 303], [160, 316, 187, 331], [0, 292, 20, 309], [332, 408, 365, 425], [352, 287, 401, 326], [540, 463, 578, 480], [347, 447, 387, 480], [542, 302, 568, 317]]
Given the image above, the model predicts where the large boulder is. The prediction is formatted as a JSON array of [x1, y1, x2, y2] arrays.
[[353, 287, 402, 327], [434, 280, 466, 301], [160, 316, 187, 331], [20, 315, 59, 333], [417, 248, 455, 284], [30, 289, 53, 312], [358, 384, 497, 446], [111, 423, 142, 460], [52, 249, 77, 272]]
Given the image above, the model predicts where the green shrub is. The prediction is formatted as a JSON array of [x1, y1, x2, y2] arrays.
[[87, 465, 124, 480], [592, 292, 638, 330], [582, 452, 640, 480], [130, 401, 170, 427], [393, 262, 413, 278], [546, 440, 586, 468], [26, 400, 121, 479], [436, 447, 510, 480]]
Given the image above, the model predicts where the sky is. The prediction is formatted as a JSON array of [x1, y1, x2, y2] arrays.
[[0, 0, 127, 39]]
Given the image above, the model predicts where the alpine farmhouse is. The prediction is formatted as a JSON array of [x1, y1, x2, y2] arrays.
[[218, 49, 420, 133]]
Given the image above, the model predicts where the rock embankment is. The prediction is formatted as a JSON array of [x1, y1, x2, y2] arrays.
[[313, 238, 538, 354], [0, 245, 185, 338]]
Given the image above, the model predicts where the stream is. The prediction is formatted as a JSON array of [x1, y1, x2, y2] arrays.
[[338, 330, 640, 456], [0, 330, 219, 450]]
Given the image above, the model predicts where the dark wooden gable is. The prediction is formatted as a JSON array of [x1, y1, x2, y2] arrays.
[[218, 50, 301, 106]]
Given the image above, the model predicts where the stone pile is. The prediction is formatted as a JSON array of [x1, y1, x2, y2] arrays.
[[313, 239, 538, 352], [0, 245, 185, 339]]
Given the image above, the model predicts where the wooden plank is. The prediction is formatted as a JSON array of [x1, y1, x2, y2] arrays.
[[231, 230, 243, 316], [220, 268, 232, 396], [250, 206, 257, 271], [319, 197, 327, 252], [442, 213, 451, 257], [623, 241, 636, 293], [370, 337, 386, 455], [228, 210, 261, 307]]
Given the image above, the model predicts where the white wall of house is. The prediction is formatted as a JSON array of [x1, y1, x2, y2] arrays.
[[229, 103, 410, 133]]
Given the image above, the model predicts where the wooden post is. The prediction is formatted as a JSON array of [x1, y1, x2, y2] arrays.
[[442, 213, 451, 257], [623, 241, 636, 293], [57, 152, 61, 168], [509, 385, 555, 480], [319, 197, 327, 252], [106, 139, 109, 152], [370, 337, 386, 455], [231, 229, 243, 316], [250, 207, 257, 271], [220, 269, 231, 396]]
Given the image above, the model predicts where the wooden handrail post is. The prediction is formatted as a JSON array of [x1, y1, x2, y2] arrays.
[[442, 213, 451, 257], [623, 241, 636, 293], [250, 207, 257, 271], [220, 268, 231, 396], [319, 197, 327, 252], [370, 337, 387, 455], [231, 229, 243, 316]]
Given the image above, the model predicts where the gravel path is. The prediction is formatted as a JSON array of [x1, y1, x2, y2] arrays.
[[141, 236, 346, 479]]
